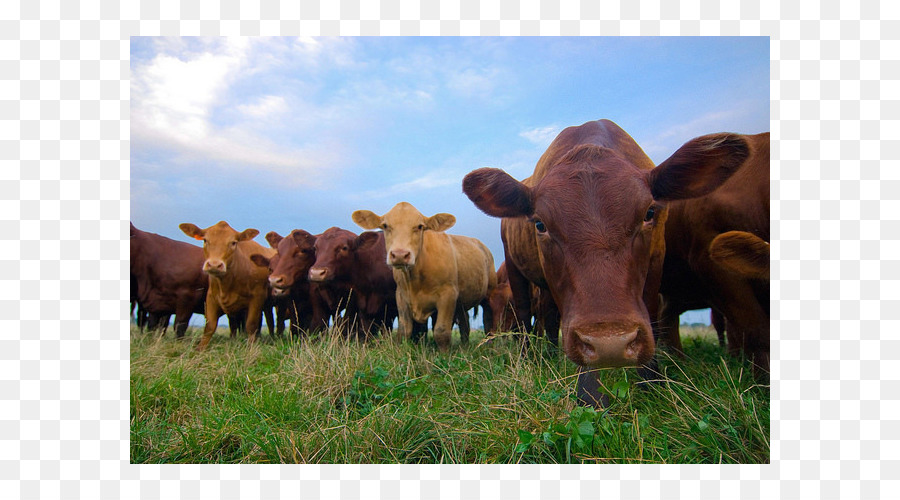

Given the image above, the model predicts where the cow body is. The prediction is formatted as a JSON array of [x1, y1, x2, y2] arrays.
[[250, 229, 327, 336], [659, 133, 770, 374], [352, 202, 497, 350], [179, 221, 276, 349], [463, 119, 752, 405], [130, 222, 207, 338], [308, 227, 398, 339]]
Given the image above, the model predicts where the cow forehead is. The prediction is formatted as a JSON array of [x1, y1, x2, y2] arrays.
[[384, 202, 425, 228], [203, 221, 239, 241], [535, 159, 652, 220], [317, 228, 356, 248]]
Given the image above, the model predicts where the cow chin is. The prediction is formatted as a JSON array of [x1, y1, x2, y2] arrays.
[[562, 322, 654, 369]]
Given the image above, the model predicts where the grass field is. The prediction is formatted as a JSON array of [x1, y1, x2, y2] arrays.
[[130, 325, 769, 464]]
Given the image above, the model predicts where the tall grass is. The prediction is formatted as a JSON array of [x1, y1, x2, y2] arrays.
[[130, 325, 768, 464]]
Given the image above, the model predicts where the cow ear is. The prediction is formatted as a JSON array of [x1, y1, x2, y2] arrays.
[[291, 229, 317, 249], [425, 213, 456, 232], [265, 231, 283, 248], [648, 133, 750, 201], [179, 223, 205, 240], [462, 168, 533, 218], [249, 253, 270, 268], [237, 228, 259, 242], [356, 231, 381, 252], [352, 210, 383, 230], [709, 231, 770, 280]]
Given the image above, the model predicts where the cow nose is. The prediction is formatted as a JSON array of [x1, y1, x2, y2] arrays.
[[571, 326, 641, 368], [389, 249, 411, 265], [308, 267, 327, 282], [204, 259, 226, 275], [269, 275, 284, 287]]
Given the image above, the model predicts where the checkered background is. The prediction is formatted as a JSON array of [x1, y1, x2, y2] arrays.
[[0, 0, 896, 498]]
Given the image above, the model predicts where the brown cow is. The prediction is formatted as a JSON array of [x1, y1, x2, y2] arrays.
[[352, 202, 497, 350], [659, 135, 770, 375], [306, 227, 398, 339], [462, 119, 750, 406], [249, 229, 327, 336], [130, 222, 207, 338], [178, 221, 276, 349]]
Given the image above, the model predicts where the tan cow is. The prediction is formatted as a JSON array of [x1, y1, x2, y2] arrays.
[[178, 221, 276, 350], [352, 202, 497, 350]]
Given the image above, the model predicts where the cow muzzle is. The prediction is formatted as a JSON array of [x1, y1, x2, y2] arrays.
[[308, 267, 329, 282], [388, 249, 413, 268], [565, 322, 650, 368], [203, 259, 226, 276]]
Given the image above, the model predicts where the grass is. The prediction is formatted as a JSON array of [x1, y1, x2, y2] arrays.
[[130, 325, 769, 464]]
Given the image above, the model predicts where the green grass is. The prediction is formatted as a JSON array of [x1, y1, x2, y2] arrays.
[[130, 325, 769, 464]]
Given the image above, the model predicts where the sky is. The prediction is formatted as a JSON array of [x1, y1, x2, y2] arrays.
[[130, 36, 770, 327]]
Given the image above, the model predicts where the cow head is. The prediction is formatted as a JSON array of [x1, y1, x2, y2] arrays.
[[352, 202, 455, 269], [250, 230, 317, 295], [179, 221, 259, 278], [462, 133, 749, 369], [307, 227, 382, 283]]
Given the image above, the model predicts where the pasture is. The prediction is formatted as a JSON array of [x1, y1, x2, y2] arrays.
[[130, 325, 769, 464]]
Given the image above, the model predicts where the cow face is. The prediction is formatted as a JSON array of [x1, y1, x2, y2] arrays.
[[463, 133, 749, 369], [352, 202, 455, 269], [252, 230, 316, 294], [308, 227, 357, 283], [179, 221, 258, 278]]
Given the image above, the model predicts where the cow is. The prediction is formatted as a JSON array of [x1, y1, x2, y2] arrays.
[[351, 202, 497, 350], [249, 229, 326, 336], [178, 221, 276, 350], [659, 134, 770, 376], [306, 227, 398, 339], [462, 119, 752, 406], [130, 222, 207, 338]]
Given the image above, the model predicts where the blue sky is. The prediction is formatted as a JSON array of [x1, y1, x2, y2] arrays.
[[130, 36, 769, 326]]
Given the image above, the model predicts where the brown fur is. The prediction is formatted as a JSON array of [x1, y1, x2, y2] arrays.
[[462, 119, 751, 374], [659, 133, 770, 376], [130, 222, 207, 338]]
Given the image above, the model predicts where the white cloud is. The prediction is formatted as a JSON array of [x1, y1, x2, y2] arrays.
[[131, 38, 337, 184], [237, 95, 287, 118], [519, 125, 561, 147], [353, 170, 459, 200]]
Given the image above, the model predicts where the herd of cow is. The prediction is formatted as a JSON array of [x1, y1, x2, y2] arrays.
[[131, 119, 769, 407]]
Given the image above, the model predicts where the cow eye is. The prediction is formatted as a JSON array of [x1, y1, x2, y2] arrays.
[[534, 220, 547, 233], [644, 206, 656, 222], [231, 241, 237, 248], [417, 224, 424, 231]]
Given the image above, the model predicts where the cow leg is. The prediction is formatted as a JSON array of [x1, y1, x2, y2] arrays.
[[541, 292, 560, 347], [455, 304, 471, 346], [396, 299, 414, 343], [173, 301, 193, 339], [504, 258, 533, 334], [657, 295, 685, 356], [198, 300, 223, 351], [433, 295, 457, 351], [263, 301, 275, 339], [711, 309, 726, 348], [576, 368, 609, 408], [245, 298, 265, 345], [479, 299, 495, 337]]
